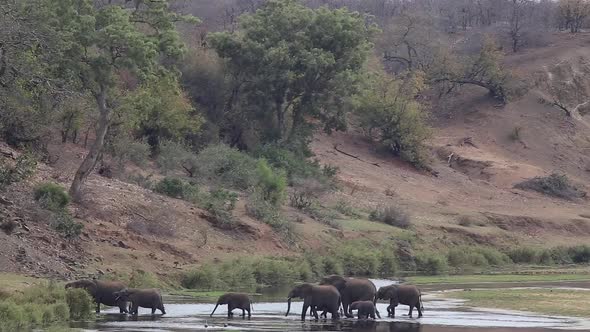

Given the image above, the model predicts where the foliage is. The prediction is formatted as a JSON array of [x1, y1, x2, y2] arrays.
[[255, 160, 287, 206], [0, 153, 37, 191], [50, 212, 83, 239], [122, 75, 202, 150], [447, 246, 511, 269], [355, 71, 431, 168], [302, 203, 341, 229], [65, 289, 93, 320], [201, 188, 239, 230], [209, 0, 375, 146], [108, 136, 151, 169], [34, 183, 70, 211], [128, 270, 160, 289], [156, 140, 199, 177], [246, 192, 296, 242], [43, 0, 197, 196], [415, 252, 448, 275], [193, 145, 258, 190], [369, 205, 412, 229], [0, 282, 92, 330], [154, 177, 199, 200], [558, 0, 590, 33], [515, 173, 585, 200]]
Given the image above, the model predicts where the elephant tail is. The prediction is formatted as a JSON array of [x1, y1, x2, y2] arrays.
[[419, 291, 424, 312]]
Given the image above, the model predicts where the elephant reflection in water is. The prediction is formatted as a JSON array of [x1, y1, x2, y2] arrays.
[[349, 321, 422, 332]]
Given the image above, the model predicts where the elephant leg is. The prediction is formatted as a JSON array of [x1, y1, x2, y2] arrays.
[[391, 305, 396, 318], [408, 305, 414, 318], [96, 301, 101, 314], [228, 305, 234, 318], [417, 304, 422, 318], [343, 301, 353, 318], [132, 304, 139, 316], [152, 307, 156, 315], [119, 302, 128, 314], [241, 308, 245, 318], [247, 307, 251, 318], [301, 299, 310, 321]]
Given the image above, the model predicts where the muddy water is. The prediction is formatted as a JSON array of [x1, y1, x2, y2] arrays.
[[73, 279, 590, 332]]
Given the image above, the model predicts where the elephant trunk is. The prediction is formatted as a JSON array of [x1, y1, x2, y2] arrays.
[[210, 303, 219, 317], [285, 297, 292, 317]]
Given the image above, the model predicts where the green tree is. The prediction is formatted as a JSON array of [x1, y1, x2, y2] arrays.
[[209, 0, 375, 148], [122, 75, 202, 151], [45, 0, 196, 198], [355, 71, 431, 168]]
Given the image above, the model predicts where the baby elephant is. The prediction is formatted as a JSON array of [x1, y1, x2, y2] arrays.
[[350, 301, 377, 320], [210, 293, 252, 318], [114, 288, 166, 315]]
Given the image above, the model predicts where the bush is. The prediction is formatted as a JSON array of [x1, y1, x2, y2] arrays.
[[251, 258, 300, 286], [369, 205, 411, 228], [514, 173, 585, 200], [379, 251, 398, 277], [507, 247, 541, 264], [65, 289, 93, 320], [50, 212, 83, 239], [321, 256, 344, 276], [415, 253, 448, 275], [128, 270, 160, 288], [193, 144, 258, 190], [255, 160, 287, 206], [0, 153, 37, 191], [110, 137, 150, 168], [302, 203, 341, 229], [34, 183, 70, 211], [334, 200, 361, 218], [335, 242, 381, 276], [156, 140, 199, 176], [154, 177, 199, 200], [181, 266, 219, 290], [447, 248, 489, 268], [569, 245, 590, 263]]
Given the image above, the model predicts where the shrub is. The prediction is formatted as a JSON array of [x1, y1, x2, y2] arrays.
[[181, 266, 218, 290], [447, 248, 489, 268], [34, 183, 70, 211], [0, 219, 18, 235], [251, 258, 299, 286], [334, 200, 361, 218], [509, 126, 522, 141], [514, 173, 585, 200], [128, 270, 160, 288], [126, 173, 155, 190], [217, 260, 257, 290], [322, 256, 344, 276], [156, 140, 199, 176], [254, 144, 333, 183], [255, 159, 287, 206], [569, 245, 590, 263], [507, 247, 541, 264], [110, 137, 150, 168], [379, 251, 398, 277], [50, 212, 83, 239], [193, 144, 258, 190], [0, 153, 37, 191], [335, 242, 381, 276], [415, 253, 448, 275], [369, 205, 411, 228], [289, 178, 330, 210], [154, 177, 199, 200], [65, 289, 93, 320], [302, 203, 341, 229]]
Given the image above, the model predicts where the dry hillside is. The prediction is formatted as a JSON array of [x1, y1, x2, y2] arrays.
[[2, 33, 590, 281]]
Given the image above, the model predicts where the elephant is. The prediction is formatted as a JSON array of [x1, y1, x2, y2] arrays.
[[65, 279, 128, 313], [319, 275, 380, 319], [114, 288, 166, 315], [210, 293, 252, 318], [285, 283, 341, 321], [350, 300, 377, 319], [377, 284, 423, 318]]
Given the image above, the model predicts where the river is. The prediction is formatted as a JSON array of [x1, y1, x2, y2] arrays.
[[71, 279, 590, 331]]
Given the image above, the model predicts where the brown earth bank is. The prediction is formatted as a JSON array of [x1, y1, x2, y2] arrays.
[[3, 33, 590, 283]]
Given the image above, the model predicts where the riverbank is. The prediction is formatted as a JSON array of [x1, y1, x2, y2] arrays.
[[447, 288, 590, 318]]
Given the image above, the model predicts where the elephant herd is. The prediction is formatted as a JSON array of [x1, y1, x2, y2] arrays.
[[64, 275, 423, 321]]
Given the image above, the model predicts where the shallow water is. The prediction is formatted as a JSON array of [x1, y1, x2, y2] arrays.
[[72, 279, 590, 332]]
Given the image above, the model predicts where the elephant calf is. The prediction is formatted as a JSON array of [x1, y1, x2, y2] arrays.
[[210, 293, 252, 318], [377, 284, 423, 318], [350, 300, 377, 319], [114, 288, 166, 315]]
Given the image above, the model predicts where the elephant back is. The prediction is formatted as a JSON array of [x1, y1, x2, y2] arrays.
[[94, 280, 127, 306], [344, 278, 377, 302]]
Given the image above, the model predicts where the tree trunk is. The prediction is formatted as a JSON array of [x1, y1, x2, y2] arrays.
[[69, 85, 111, 199]]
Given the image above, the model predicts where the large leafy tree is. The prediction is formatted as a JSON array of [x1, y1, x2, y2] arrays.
[[209, 0, 375, 147], [45, 0, 196, 197]]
